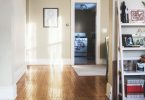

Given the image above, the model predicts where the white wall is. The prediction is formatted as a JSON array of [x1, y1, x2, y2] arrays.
[[27, 0, 110, 64], [0, 0, 26, 99], [13, 0, 26, 82], [0, 0, 13, 87], [27, 0, 71, 64]]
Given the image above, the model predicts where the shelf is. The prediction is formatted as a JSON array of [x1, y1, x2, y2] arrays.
[[122, 47, 145, 51], [132, 36, 145, 38], [123, 57, 141, 60], [118, 1, 145, 99], [121, 23, 145, 27], [123, 71, 145, 75], [125, 97, 145, 100]]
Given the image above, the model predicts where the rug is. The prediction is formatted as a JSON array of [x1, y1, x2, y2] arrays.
[[73, 65, 106, 76]]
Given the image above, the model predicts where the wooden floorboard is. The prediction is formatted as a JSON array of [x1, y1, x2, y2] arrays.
[[16, 65, 107, 100]]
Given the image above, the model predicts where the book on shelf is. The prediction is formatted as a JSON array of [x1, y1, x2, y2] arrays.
[[125, 78, 145, 84], [125, 84, 144, 93], [126, 93, 144, 98]]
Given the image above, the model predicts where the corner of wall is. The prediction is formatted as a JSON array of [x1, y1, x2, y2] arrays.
[[14, 64, 27, 83]]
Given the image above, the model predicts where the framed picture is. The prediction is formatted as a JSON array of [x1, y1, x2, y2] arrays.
[[122, 34, 134, 47], [129, 9, 145, 23], [136, 63, 145, 72], [133, 37, 144, 46], [43, 8, 58, 28]]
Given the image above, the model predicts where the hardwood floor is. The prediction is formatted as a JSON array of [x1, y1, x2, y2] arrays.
[[16, 65, 107, 100]]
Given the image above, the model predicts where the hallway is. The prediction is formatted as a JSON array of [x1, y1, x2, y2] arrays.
[[16, 65, 107, 100]]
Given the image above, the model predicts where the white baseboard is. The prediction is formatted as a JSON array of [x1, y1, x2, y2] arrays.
[[27, 59, 71, 65], [0, 85, 16, 100], [99, 59, 107, 64], [14, 64, 27, 83], [0, 65, 26, 100]]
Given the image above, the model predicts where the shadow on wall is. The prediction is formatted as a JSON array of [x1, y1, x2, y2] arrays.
[[26, 16, 64, 64], [100, 42, 107, 59]]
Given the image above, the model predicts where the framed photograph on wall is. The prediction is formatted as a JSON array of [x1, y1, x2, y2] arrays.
[[122, 34, 134, 47], [43, 8, 58, 28], [129, 9, 145, 23]]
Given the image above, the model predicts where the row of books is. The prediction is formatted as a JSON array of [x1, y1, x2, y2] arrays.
[[125, 78, 145, 98], [125, 78, 144, 84], [126, 93, 144, 98], [125, 84, 144, 93]]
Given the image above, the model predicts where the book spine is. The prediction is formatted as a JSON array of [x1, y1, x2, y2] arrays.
[[126, 85, 144, 93]]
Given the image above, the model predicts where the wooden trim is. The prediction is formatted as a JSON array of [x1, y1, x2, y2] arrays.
[[71, 0, 101, 64], [113, 60, 117, 100]]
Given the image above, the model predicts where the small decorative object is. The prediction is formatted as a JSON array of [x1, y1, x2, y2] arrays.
[[126, 8, 129, 23], [141, 54, 145, 63], [136, 39, 140, 45], [122, 34, 134, 47], [136, 63, 145, 72], [127, 60, 133, 71], [124, 64, 128, 71], [132, 38, 142, 47], [142, 1, 145, 7], [140, 39, 144, 46], [124, 60, 134, 71], [43, 8, 58, 28], [129, 9, 145, 23], [133, 28, 145, 46], [120, 1, 127, 23]]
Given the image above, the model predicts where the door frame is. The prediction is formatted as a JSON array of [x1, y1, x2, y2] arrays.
[[71, 0, 101, 65]]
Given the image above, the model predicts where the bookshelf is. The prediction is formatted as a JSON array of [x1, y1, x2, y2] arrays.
[[117, 0, 145, 100]]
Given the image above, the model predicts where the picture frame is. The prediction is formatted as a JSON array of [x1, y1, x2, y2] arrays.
[[122, 34, 134, 47], [133, 37, 144, 46], [129, 9, 145, 23], [136, 63, 145, 72], [124, 60, 137, 71], [43, 8, 58, 28]]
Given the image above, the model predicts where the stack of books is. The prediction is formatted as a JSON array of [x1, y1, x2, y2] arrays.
[[125, 78, 145, 98]]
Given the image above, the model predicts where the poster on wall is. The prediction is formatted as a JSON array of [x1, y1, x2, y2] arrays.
[[43, 8, 58, 28]]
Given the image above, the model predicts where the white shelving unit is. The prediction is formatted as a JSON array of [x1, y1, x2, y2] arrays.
[[121, 23, 145, 27], [122, 47, 145, 51], [117, 0, 145, 100]]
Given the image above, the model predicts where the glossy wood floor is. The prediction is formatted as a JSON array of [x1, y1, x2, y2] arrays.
[[16, 65, 107, 100]]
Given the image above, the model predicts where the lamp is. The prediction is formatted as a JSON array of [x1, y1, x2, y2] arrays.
[[80, 4, 88, 10]]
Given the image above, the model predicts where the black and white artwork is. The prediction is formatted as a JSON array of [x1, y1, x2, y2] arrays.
[[43, 8, 58, 28], [122, 34, 134, 47]]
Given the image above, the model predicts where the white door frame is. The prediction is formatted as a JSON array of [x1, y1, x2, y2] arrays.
[[71, 0, 101, 65]]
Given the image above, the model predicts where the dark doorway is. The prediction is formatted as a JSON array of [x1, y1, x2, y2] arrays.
[[74, 3, 96, 65]]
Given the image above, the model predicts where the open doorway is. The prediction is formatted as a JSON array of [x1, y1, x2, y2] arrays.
[[74, 3, 96, 65], [71, 0, 100, 65]]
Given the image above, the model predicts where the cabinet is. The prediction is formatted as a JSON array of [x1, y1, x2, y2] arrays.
[[117, 0, 145, 100]]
